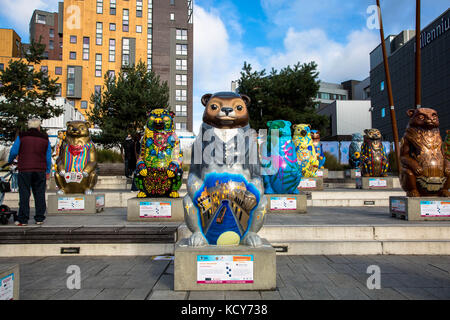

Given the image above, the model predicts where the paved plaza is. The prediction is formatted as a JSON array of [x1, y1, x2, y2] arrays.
[[1, 255, 450, 300]]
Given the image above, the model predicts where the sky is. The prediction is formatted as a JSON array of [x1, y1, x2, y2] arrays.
[[0, 0, 449, 133]]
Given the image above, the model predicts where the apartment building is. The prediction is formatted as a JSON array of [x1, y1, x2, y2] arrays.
[[0, 0, 194, 132]]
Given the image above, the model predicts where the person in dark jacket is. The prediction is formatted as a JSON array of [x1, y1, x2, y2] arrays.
[[123, 134, 137, 178], [8, 119, 52, 226]]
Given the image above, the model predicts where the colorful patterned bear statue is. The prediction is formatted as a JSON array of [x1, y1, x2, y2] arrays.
[[349, 133, 364, 169], [292, 124, 319, 177], [444, 130, 450, 162], [135, 109, 183, 198], [311, 130, 326, 169], [399, 108, 449, 197], [360, 129, 389, 177], [55, 121, 98, 194], [261, 120, 302, 194], [184, 92, 266, 247]]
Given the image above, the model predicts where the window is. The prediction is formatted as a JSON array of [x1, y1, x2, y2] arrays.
[[70, 36, 77, 44], [49, 29, 54, 38], [176, 105, 187, 117], [83, 37, 90, 60], [67, 83, 75, 96], [175, 123, 187, 131], [176, 89, 187, 101], [95, 85, 102, 94], [109, 39, 116, 62], [123, 9, 129, 32], [176, 74, 187, 86], [110, 23, 116, 31], [81, 101, 88, 109], [380, 81, 385, 92], [176, 59, 187, 71], [136, 25, 142, 33], [55, 67, 62, 75], [176, 44, 187, 55], [96, 0, 103, 14], [59, 41, 63, 48], [95, 54, 102, 77], [96, 22, 103, 45], [0, 63, 4, 71], [170, 13, 175, 21], [176, 29, 187, 40], [41, 66, 48, 73], [49, 40, 54, 50], [381, 108, 386, 118], [36, 14, 46, 24], [68, 100, 75, 107], [56, 83, 61, 96], [68, 67, 75, 79], [69, 51, 76, 59], [170, 0, 175, 5], [110, 0, 116, 15], [122, 38, 130, 67], [108, 70, 115, 78], [320, 92, 330, 100], [136, 1, 143, 17]]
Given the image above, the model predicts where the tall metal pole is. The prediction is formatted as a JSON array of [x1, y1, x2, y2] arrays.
[[415, 0, 422, 109], [376, 0, 401, 168]]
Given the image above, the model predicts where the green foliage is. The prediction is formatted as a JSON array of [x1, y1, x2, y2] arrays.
[[323, 151, 344, 171], [0, 38, 63, 142], [88, 61, 169, 148], [97, 149, 124, 163], [236, 62, 328, 133]]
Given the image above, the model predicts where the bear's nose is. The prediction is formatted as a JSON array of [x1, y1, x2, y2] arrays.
[[221, 107, 233, 115]]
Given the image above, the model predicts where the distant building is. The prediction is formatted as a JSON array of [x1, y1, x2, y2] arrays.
[[315, 82, 348, 106], [317, 100, 372, 141], [370, 9, 450, 140], [30, 9, 63, 60]]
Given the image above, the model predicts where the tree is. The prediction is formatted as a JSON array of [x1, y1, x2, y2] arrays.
[[0, 39, 63, 142], [88, 61, 170, 149], [236, 62, 328, 133]]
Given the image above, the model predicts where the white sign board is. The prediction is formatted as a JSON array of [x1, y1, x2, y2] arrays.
[[0, 273, 14, 300], [391, 199, 406, 213], [299, 178, 317, 189], [139, 201, 172, 218], [420, 201, 450, 217], [64, 172, 83, 183], [369, 178, 387, 188], [58, 197, 85, 211], [197, 255, 253, 284], [270, 197, 296, 210]]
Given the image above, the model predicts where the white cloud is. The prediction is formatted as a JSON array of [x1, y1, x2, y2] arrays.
[[266, 28, 379, 83]]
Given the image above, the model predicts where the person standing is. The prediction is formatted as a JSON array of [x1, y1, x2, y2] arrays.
[[10, 158, 18, 192], [123, 133, 137, 178], [8, 119, 52, 226]]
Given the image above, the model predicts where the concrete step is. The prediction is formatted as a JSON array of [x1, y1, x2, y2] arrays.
[[3, 189, 403, 208]]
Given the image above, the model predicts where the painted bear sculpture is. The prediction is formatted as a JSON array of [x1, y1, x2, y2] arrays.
[[135, 109, 183, 198], [311, 130, 326, 169], [262, 120, 302, 194], [349, 133, 364, 169], [399, 108, 449, 197], [55, 121, 98, 194], [293, 124, 319, 177], [184, 92, 266, 247], [360, 129, 389, 177]]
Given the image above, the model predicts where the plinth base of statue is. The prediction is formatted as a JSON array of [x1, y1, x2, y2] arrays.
[[316, 169, 328, 179], [48, 193, 105, 214], [297, 177, 324, 191], [361, 177, 394, 190], [127, 197, 184, 222], [174, 238, 276, 291], [390, 196, 450, 221], [0, 264, 20, 300], [345, 169, 362, 179], [266, 194, 307, 214]]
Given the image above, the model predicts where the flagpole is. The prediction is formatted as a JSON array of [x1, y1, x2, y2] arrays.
[[415, 0, 422, 109], [376, 0, 401, 169]]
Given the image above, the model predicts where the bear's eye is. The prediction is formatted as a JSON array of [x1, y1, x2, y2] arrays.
[[419, 115, 425, 120], [210, 104, 218, 111], [236, 105, 243, 111]]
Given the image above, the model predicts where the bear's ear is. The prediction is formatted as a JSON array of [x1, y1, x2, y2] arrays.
[[84, 121, 91, 128], [169, 111, 176, 119], [267, 121, 273, 127], [66, 121, 71, 128], [201, 94, 213, 107], [308, 124, 311, 129], [447, 129, 450, 135], [407, 109, 416, 118], [241, 94, 251, 106], [286, 121, 292, 127]]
